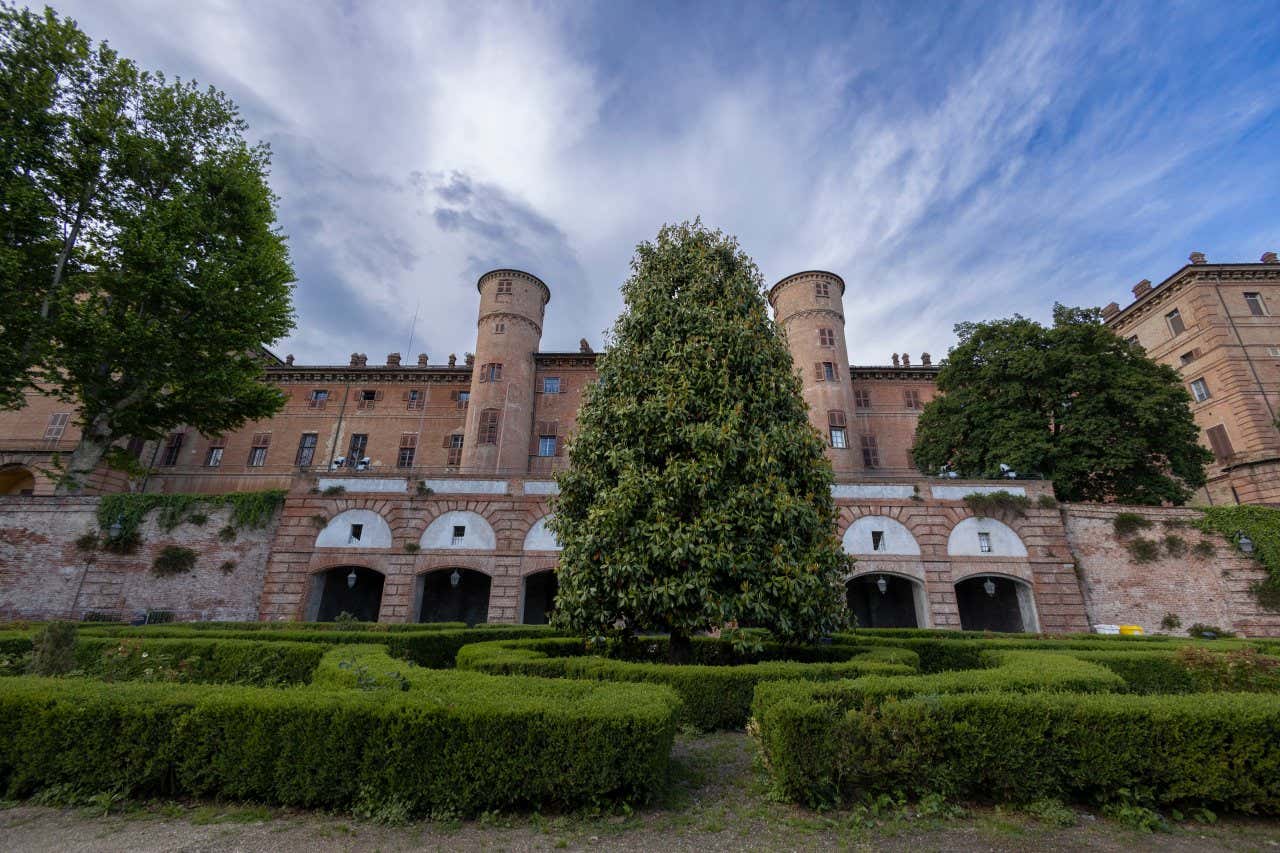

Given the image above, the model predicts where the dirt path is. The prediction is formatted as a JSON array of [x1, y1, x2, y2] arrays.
[[3, 732, 1279, 852]]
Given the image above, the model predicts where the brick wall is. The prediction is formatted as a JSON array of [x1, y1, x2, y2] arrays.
[[0, 496, 277, 621], [1063, 503, 1280, 637]]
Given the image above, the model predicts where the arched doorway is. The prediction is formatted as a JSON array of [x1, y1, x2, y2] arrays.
[[846, 574, 921, 628], [311, 566, 384, 622], [522, 570, 558, 625], [418, 568, 491, 625], [954, 575, 1036, 633], [0, 465, 36, 496]]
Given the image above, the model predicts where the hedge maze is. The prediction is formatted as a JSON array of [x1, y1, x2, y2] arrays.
[[1, 622, 1279, 820]]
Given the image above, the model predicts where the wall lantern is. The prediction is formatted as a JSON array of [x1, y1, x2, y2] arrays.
[[450, 568, 462, 588], [983, 577, 997, 597], [1236, 532, 1255, 555], [108, 519, 123, 539], [876, 576, 888, 595], [347, 568, 357, 589]]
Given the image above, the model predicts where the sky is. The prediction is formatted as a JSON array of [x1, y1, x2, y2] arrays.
[[53, 0, 1280, 366]]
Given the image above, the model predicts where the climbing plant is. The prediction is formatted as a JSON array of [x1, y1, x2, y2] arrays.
[[1199, 505, 1280, 611], [96, 490, 286, 549]]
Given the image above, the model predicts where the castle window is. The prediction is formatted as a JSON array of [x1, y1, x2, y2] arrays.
[[405, 389, 424, 410], [308, 389, 328, 409], [43, 412, 70, 441], [397, 433, 417, 468], [446, 433, 464, 466], [347, 433, 368, 467], [496, 279, 513, 295], [1244, 292, 1267, 317], [205, 445, 224, 468], [818, 328, 835, 347], [978, 532, 992, 553], [494, 322, 506, 335], [247, 433, 271, 467], [871, 531, 884, 552], [479, 409, 500, 444], [538, 435, 558, 457], [860, 434, 879, 468], [854, 389, 871, 409], [458, 390, 470, 407], [815, 281, 830, 298], [1166, 308, 1186, 336], [295, 433, 317, 467], [904, 389, 922, 410], [160, 433, 184, 466], [1190, 378, 1210, 402], [815, 362, 837, 382], [830, 427, 847, 449], [452, 525, 466, 545], [480, 363, 502, 383], [542, 376, 561, 394], [356, 388, 381, 410], [348, 523, 363, 544]]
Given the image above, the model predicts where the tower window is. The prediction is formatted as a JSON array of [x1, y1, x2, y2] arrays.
[[1244, 292, 1267, 317], [494, 322, 506, 334], [1166, 308, 1186, 336], [818, 328, 835, 347], [815, 362, 838, 381], [480, 363, 503, 382], [479, 409, 500, 444], [815, 281, 830, 298], [1206, 424, 1234, 463], [1190, 378, 1210, 402], [496, 279, 513, 295]]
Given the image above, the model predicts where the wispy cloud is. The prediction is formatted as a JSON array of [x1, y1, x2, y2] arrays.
[[57, 0, 1280, 364]]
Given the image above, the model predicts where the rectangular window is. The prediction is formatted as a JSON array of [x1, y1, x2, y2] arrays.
[[160, 433, 184, 466], [814, 361, 837, 382], [479, 363, 503, 383], [496, 279, 512, 295], [43, 412, 70, 441], [1166, 308, 1186, 336], [860, 434, 879, 468], [397, 434, 417, 468], [356, 389, 380, 410], [538, 435, 558, 457], [1190, 378, 1210, 402], [446, 433, 464, 467], [871, 530, 884, 552], [1179, 350, 1196, 366], [1206, 424, 1234, 463], [1244, 292, 1267, 317], [815, 281, 830, 298], [247, 433, 270, 467], [457, 390, 470, 407], [348, 523, 363, 544], [542, 376, 561, 394], [295, 433, 318, 467], [829, 427, 847, 449], [479, 410, 500, 444], [1126, 335, 1140, 347], [347, 433, 368, 467], [205, 446, 224, 468], [308, 389, 329, 409], [818, 328, 835, 347], [405, 389, 424, 410], [904, 389, 922, 410], [494, 321, 506, 334], [854, 389, 871, 409], [978, 532, 992, 553], [452, 524, 466, 545]]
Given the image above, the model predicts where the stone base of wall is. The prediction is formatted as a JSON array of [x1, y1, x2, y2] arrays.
[[1063, 504, 1280, 637], [0, 496, 276, 621]]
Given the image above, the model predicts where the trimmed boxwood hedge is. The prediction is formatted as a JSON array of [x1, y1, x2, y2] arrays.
[[457, 636, 918, 731], [72, 638, 326, 686], [0, 645, 680, 815]]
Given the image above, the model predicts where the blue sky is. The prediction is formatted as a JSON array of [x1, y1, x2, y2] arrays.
[[55, 0, 1280, 365]]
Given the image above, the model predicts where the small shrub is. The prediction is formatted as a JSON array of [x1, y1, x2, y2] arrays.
[[1036, 494, 1059, 509], [404, 542, 421, 553], [74, 532, 99, 552], [1160, 612, 1181, 632], [186, 512, 209, 526], [145, 610, 176, 624], [1102, 801, 1167, 833], [217, 525, 236, 543], [1124, 537, 1160, 564], [962, 490, 1031, 518], [322, 485, 347, 496], [1025, 798, 1076, 827], [1186, 623, 1235, 639], [1113, 512, 1153, 537], [219, 560, 237, 574], [335, 611, 360, 627], [152, 546, 198, 577], [1162, 534, 1187, 557], [416, 482, 434, 498], [1161, 518, 1190, 529], [1192, 539, 1216, 558], [28, 622, 77, 676], [101, 529, 141, 554], [1175, 646, 1279, 691]]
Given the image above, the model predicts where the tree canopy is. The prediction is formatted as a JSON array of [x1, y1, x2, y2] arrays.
[[0, 5, 295, 490], [549, 221, 850, 657], [911, 305, 1212, 504]]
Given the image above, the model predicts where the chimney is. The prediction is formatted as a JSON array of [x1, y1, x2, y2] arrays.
[[465, 353, 475, 367], [921, 352, 932, 366], [1132, 279, 1151, 298], [359, 353, 368, 366], [448, 353, 457, 367], [1189, 251, 1206, 265], [902, 353, 911, 366], [1262, 252, 1278, 264], [285, 354, 294, 365], [386, 352, 401, 366], [579, 337, 593, 354], [1101, 302, 1120, 319], [417, 353, 429, 366], [349, 353, 360, 366], [891, 353, 900, 367]]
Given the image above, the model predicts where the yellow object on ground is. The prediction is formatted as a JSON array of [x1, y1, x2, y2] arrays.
[[1118, 625, 1144, 636]]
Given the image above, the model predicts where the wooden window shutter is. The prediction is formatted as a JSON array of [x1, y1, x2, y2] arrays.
[[401, 390, 409, 401], [478, 365, 487, 383], [251, 432, 271, 448], [375, 389, 384, 401], [1206, 425, 1234, 463], [442, 432, 455, 448], [814, 362, 823, 381], [400, 433, 417, 449], [450, 389, 459, 401], [529, 424, 543, 454], [828, 410, 847, 428]]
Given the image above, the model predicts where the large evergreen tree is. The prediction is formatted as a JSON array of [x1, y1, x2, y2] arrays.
[[0, 6, 295, 491], [912, 305, 1211, 504], [549, 221, 850, 659]]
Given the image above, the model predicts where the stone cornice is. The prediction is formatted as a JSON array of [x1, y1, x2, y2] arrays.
[[768, 269, 846, 303], [1107, 264, 1280, 331], [848, 366, 940, 381], [778, 306, 846, 326], [478, 310, 542, 336], [267, 367, 471, 384], [477, 268, 551, 305], [534, 353, 597, 368]]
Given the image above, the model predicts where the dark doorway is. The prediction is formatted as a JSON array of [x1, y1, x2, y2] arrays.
[[419, 569, 491, 625], [314, 566, 383, 622], [846, 575, 919, 628], [522, 570, 558, 624], [955, 575, 1026, 633]]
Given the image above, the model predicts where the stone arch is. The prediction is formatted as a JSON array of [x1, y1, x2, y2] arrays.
[[0, 464, 36, 496], [842, 515, 921, 556], [946, 517, 1028, 557], [954, 573, 1039, 633], [305, 565, 385, 622], [415, 567, 492, 625], [315, 509, 393, 549], [522, 514, 561, 551], [420, 510, 496, 550], [845, 570, 928, 628]]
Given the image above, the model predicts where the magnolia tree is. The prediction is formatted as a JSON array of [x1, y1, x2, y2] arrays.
[[549, 221, 850, 660]]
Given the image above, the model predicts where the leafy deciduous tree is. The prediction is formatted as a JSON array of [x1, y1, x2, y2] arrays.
[[549, 221, 850, 660], [912, 305, 1211, 504]]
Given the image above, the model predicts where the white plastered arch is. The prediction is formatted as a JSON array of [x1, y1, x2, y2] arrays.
[[947, 517, 1028, 557], [842, 516, 921, 556], [315, 509, 393, 548], [420, 510, 496, 550]]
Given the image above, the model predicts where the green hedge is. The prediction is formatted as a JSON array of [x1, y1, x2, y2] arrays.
[[72, 638, 326, 686], [0, 645, 680, 815], [457, 636, 917, 731]]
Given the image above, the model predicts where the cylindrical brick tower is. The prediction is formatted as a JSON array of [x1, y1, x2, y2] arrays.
[[460, 269, 549, 474], [768, 270, 858, 474]]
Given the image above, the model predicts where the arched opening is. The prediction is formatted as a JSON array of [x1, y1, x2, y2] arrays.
[[846, 574, 922, 628], [310, 566, 384, 622], [418, 568, 491, 625], [954, 575, 1036, 633], [0, 466, 36, 496], [522, 570, 558, 624]]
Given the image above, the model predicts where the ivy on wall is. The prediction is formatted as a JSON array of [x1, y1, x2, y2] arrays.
[[96, 490, 286, 552], [1199, 505, 1280, 612]]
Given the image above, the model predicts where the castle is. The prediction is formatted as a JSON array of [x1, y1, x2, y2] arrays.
[[0, 254, 1277, 635]]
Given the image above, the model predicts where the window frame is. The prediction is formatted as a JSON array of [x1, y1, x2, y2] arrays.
[[829, 426, 847, 449], [1166, 308, 1186, 336], [1190, 378, 1210, 403], [1244, 292, 1267, 317], [43, 412, 70, 441], [295, 433, 318, 467], [204, 446, 224, 468], [541, 376, 561, 394], [978, 532, 992, 554]]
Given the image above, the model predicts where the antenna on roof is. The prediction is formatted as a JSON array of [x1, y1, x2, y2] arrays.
[[404, 300, 421, 361]]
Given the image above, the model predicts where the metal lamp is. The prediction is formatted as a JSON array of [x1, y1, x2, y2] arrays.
[[450, 568, 462, 588], [347, 568, 357, 589], [983, 577, 996, 597], [1236, 532, 1255, 555], [876, 576, 888, 595]]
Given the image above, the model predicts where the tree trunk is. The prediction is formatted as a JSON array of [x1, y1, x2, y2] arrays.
[[56, 414, 113, 495], [668, 631, 692, 665]]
